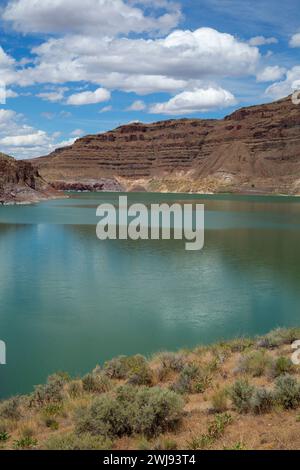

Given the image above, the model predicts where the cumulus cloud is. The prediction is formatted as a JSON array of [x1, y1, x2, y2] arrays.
[[289, 33, 300, 48], [66, 88, 111, 105], [2, 0, 181, 36], [0, 45, 16, 86], [256, 65, 286, 82], [37, 87, 68, 102], [15, 28, 260, 95], [249, 36, 278, 46], [265, 66, 300, 98], [0, 107, 75, 158], [127, 100, 146, 111], [149, 87, 237, 115]]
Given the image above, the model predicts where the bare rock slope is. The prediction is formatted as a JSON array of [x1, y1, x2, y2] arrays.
[[0, 152, 59, 204], [30, 96, 300, 194]]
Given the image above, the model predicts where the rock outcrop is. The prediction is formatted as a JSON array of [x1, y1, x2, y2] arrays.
[[30, 95, 300, 194], [0, 153, 60, 204]]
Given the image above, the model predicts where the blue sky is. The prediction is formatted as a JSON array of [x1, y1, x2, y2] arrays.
[[0, 0, 299, 159]]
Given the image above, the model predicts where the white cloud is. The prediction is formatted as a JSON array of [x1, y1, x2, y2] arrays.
[[127, 100, 146, 111], [256, 65, 286, 82], [2, 0, 180, 36], [70, 129, 85, 137], [0, 107, 76, 158], [37, 87, 67, 102], [265, 66, 300, 98], [149, 87, 237, 115], [99, 105, 112, 113], [14, 28, 260, 95], [5, 89, 18, 98], [0, 45, 16, 86], [0, 130, 49, 147], [289, 33, 300, 48], [249, 36, 278, 46], [66, 87, 111, 105]]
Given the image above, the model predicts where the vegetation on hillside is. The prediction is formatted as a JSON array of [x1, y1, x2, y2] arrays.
[[1, 327, 300, 450]]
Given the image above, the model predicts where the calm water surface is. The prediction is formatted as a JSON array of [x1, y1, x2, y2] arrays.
[[0, 193, 300, 398]]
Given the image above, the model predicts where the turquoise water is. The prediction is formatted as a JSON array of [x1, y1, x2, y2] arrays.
[[0, 193, 300, 399]]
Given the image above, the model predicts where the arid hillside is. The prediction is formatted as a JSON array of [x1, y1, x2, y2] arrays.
[[0, 152, 59, 204], [30, 96, 300, 195], [1, 328, 300, 450]]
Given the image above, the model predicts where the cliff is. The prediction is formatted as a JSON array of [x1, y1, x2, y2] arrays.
[[30, 95, 300, 195], [0, 152, 60, 205]]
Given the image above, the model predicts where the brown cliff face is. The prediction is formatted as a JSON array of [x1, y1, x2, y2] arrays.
[[0, 153, 59, 204], [30, 96, 300, 194]]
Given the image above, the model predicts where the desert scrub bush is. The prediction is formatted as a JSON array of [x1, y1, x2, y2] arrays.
[[45, 432, 112, 450], [75, 394, 131, 438], [230, 379, 255, 413], [13, 426, 37, 450], [171, 363, 201, 394], [227, 337, 254, 353], [257, 328, 300, 349], [75, 385, 184, 439], [104, 355, 153, 385], [270, 356, 294, 378], [0, 421, 10, 442], [275, 375, 300, 409], [153, 438, 178, 450], [31, 373, 68, 406], [0, 397, 21, 420], [67, 380, 83, 398], [156, 352, 186, 380], [132, 387, 184, 437], [211, 387, 229, 413], [250, 388, 274, 415], [82, 373, 112, 394], [237, 350, 272, 377], [13, 436, 38, 449], [187, 413, 232, 450]]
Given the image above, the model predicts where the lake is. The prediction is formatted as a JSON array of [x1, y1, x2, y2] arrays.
[[0, 192, 300, 399]]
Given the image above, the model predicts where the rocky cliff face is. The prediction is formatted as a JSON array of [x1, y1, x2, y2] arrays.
[[0, 153, 59, 204], [30, 96, 300, 194]]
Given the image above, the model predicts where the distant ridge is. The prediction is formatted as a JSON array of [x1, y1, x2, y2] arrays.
[[30, 96, 300, 195]]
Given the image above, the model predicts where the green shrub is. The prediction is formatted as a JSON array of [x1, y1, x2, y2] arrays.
[[67, 380, 83, 398], [257, 328, 300, 349], [132, 387, 184, 437], [13, 436, 38, 449], [82, 373, 112, 394], [187, 413, 232, 450], [45, 432, 112, 450], [75, 385, 184, 439], [42, 416, 59, 430], [75, 395, 132, 437], [153, 438, 178, 450], [157, 352, 186, 380], [171, 363, 200, 394], [211, 388, 228, 413], [104, 355, 153, 385], [0, 431, 10, 442], [0, 397, 21, 420], [250, 388, 274, 415], [275, 375, 300, 409], [31, 374, 67, 406], [237, 351, 271, 377], [228, 338, 254, 353], [270, 356, 294, 378], [230, 379, 255, 413]]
